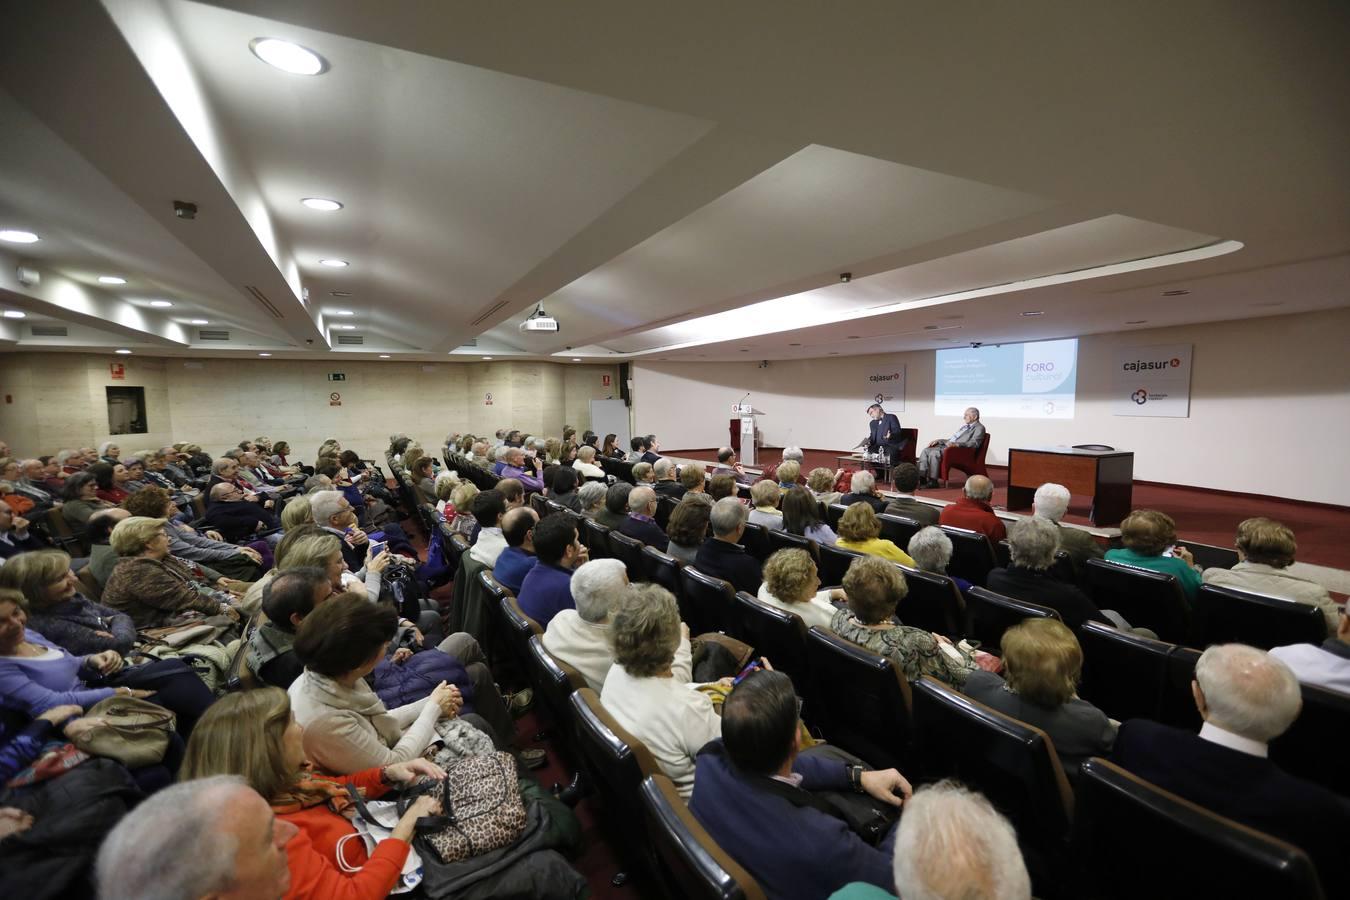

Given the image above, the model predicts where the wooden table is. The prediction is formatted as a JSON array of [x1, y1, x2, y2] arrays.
[[1005, 446, 1134, 526]]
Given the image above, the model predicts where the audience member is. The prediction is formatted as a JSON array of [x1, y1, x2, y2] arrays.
[[101, 517, 242, 628], [831, 557, 975, 685], [499, 447, 544, 493], [96, 775, 297, 900], [60, 472, 114, 529], [1105, 509, 1202, 601], [595, 482, 632, 530], [544, 559, 650, 692], [517, 514, 589, 627], [652, 459, 685, 500], [1032, 482, 1103, 571], [712, 447, 752, 484], [937, 475, 1006, 543], [640, 435, 663, 464], [493, 507, 539, 593], [550, 467, 583, 512], [906, 526, 971, 594], [962, 618, 1116, 778], [467, 489, 507, 566], [694, 497, 763, 593], [88, 462, 130, 504], [602, 584, 714, 798], [747, 479, 785, 531], [762, 447, 806, 485], [444, 482, 480, 538], [1202, 517, 1337, 633], [836, 503, 916, 565], [1, 550, 133, 655], [601, 433, 624, 459], [576, 480, 607, 518], [986, 517, 1110, 632], [125, 486, 262, 582], [572, 444, 606, 481], [679, 462, 706, 495], [840, 471, 887, 514], [206, 481, 280, 545], [707, 473, 739, 502], [1270, 606, 1350, 693], [619, 486, 669, 551], [495, 477, 523, 510], [691, 670, 910, 898], [664, 494, 712, 565], [85, 508, 133, 587], [245, 567, 332, 689], [758, 548, 843, 631], [1112, 644, 1350, 893], [881, 463, 939, 526], [808, 466, 842, 507], [781, 485, 838, 544], [631, 461, 655, 485]]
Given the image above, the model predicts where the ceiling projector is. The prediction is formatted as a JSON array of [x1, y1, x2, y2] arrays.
[[519, 305, 559, 333]]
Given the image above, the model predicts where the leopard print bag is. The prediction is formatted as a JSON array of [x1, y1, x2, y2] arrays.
[[410, 751, 528, 863]]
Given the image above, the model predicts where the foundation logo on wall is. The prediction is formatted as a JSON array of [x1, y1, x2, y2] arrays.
[[1113, 343, 1193, 417], [864, 365, 905, 412]]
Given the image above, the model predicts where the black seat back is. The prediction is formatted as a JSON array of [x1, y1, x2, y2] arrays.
[[529, 492, 549, 518], [826, 503, 849, 531], [600, 457, 637, 485], [678, 567, 736, 636], [939, 525, 997, 587], [641, 545, 683, 600], [655, 495, 679, 531], [964, 586, 1058, 651], [732, 592, 810, 697], [1193, 583, 1326, 651], [1074, 757, 1325, 899], [500, 594, 542, 679], [608, 530, 648, 583], [579, 517, 611, 559], [738, 522, 771, 562], [639, 774, 767, 900], [1084, 559, 1190, 644], [767, 529, 818, 563], [525, 636, 586, 744], [803, 627, 912, 770], [1271, 683, 1350, 798], [896, 566, 965, 637], [1078, 620, 1173, 723], [911, 677, 1074, 886], [817, 542, 864, 587], [1183, 540, 1240, 572], [877, 513, 922, 550]]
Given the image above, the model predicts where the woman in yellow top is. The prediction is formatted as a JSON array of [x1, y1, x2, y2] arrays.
[[835, 502, 916, 566]]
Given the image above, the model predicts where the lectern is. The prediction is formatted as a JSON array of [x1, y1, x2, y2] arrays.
[[733, 403, 764, 466]]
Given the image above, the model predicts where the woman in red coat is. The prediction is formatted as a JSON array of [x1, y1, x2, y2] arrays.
[[181, 687, 443, 899]]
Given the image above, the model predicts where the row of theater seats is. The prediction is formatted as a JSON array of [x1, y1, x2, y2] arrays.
[[430, 504, 1344, 899]]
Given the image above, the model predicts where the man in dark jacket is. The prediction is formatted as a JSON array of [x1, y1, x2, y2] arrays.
[[595, 482, 632, 531], [205, 482, 279, 544], [690, 670, 910, 899], [1112, 644, 1350, 896], [866, 403, 907, 464], [618, 487, 668, 552], [985, 517, 1108, 632], [652, 459, 686, 500], [881, 463, 940, 526], [694, 497, 763, 593]]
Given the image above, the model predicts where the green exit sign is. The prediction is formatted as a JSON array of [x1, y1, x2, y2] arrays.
[[327, 373, 346, 382]]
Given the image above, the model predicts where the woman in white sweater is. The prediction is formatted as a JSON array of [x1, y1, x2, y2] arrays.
[[286, 594, 472, 775], [757, 547, 844, 632], [601, 583, 720, 799]]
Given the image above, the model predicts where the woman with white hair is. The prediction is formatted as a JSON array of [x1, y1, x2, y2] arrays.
[[747, 479, 785, 531], [840, 470, 887, 513], [573, 444, 607, 481], [1032, 482, 1103, 571], [576, 480, 608, 518], [986, 517, 1110, 632], [908, 526, 973, 594]]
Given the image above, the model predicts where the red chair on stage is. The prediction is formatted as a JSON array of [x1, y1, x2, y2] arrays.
[[940, 432, 991, 486]]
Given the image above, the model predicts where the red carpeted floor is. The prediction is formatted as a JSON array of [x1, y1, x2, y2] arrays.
[[668, 448, 1350, 571]]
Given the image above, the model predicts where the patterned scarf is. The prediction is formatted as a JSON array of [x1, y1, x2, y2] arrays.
[[269, 762, 362, 820]]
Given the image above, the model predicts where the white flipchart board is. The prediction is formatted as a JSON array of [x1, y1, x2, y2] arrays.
[[589, 399, 630, 451]]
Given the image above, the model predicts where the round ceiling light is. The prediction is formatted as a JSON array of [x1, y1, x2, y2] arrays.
[[0, 230, 39, 244], [98, 276, 127, 285], [249, 38, 328, 76], [149, 300, 173, 308], [301, 197, 343, 212], [318, 258, 348, 268], [2, 311, 27, 319], [115, 349, 132, 355]]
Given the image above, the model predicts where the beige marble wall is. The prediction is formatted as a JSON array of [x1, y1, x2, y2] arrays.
[[0, 353, 619, 460]]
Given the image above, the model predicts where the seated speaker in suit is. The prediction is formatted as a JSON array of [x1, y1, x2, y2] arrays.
[[917, 407, 985, 488], [1112, 644, 1350, 895], [881, 463, 939, 526], [866, 403, 907, 467]]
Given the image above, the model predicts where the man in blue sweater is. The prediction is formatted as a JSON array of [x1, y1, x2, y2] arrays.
[[689, 670, 911, 899], [517, 514, 589, 627]]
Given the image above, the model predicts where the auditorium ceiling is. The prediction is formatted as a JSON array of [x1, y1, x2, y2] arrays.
[[0, 0, 1346, 361]]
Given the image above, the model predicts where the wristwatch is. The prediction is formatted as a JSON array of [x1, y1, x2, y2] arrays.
[[847, 764, 865, 793]]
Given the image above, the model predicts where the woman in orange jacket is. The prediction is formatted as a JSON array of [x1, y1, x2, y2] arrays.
[[182, 687, 444, 899]]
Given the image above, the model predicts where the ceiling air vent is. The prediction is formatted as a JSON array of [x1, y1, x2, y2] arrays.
[[469, 300, 509, 327], [244, 285, 285, 318], [197, 329, 231, 341], [459, 339, 478, 347], [336, 334, 364, 346], [30, 325, 68, 337]]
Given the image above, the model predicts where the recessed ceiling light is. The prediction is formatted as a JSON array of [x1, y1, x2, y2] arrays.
[[98, 276, 127, 285], [332, 309, 355, 316], [249, 38, 328, 76], [318, 258, 348, 268], [149, 300, 173, 308], [378, 354, 390, 359], [1021, 310, 1044, 317], [2, 311, 26, 319], [0, 230, 39, 243], [1162, 289, 1190, 297], [258, 352, 272, 357], [334, 324, 356, 330], [329, 291, 353, 297], [190, 319, 209, 325], [482, 356, 493, 361], [1125, 320, 1148, 325], [301, 198, 343, 212], [115, 349, 132, 355]]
